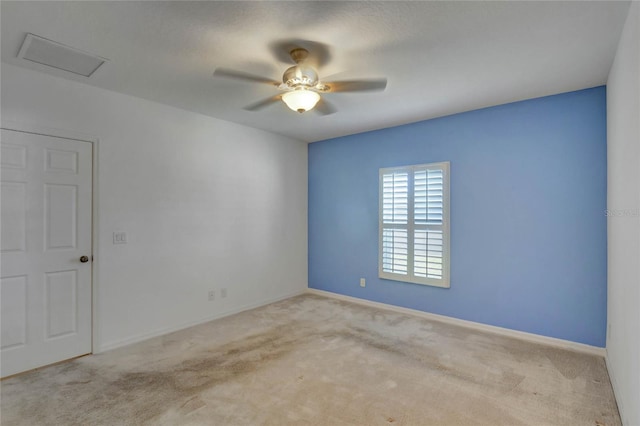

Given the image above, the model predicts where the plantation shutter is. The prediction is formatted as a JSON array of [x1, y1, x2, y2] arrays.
[[381, 171, 409, 275], [413, 168, 444, 280], [379, 162, 450, 287]]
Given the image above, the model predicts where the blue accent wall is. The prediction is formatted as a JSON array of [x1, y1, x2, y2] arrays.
[[308, 87, 607, 347]]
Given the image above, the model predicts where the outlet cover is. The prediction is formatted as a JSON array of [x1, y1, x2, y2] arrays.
[[208, 290, 215, 301], [113, 231, 127, 244], [360, 278, 366, 287]]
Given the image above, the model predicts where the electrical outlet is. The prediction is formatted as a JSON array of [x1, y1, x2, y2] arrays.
[[360, 278, 366, 287], [208, 290, 215, 301], [221, 288, 227, 298]]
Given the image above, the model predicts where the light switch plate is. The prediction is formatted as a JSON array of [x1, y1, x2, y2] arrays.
[[113, 231, 127, 244]]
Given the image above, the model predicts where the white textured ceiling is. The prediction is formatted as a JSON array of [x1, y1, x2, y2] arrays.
[[1, 1, 631, 143]]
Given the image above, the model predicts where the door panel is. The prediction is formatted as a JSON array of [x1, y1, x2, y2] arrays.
[[45, 270, 78, 339], [1, 129, 92, 377], [0, 275, 27, 350], [45, 184, 78, 250], [1, 182, 27, 253]]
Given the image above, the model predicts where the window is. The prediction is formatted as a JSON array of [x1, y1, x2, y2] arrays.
[[379, 162, 450, 288]]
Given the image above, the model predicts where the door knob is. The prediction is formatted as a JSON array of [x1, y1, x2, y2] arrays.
[[80, 256, 89, 263]]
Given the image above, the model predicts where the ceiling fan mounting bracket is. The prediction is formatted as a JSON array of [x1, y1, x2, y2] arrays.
[[289, 48, 309, 64]]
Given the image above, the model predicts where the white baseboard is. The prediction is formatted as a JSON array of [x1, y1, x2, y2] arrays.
[[97, 288, 307, 353], [604, 350, 627, 425], [307, 288, 606, 357]]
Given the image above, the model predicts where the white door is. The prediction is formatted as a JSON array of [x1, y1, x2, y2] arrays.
[[1, 129, 92, 377]]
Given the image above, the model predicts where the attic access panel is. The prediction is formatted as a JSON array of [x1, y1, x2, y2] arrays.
[[17, 33, 108, 77]]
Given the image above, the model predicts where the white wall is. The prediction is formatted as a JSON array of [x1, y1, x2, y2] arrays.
[[606, 2, 640, 425], [1, 63, 308, 352]]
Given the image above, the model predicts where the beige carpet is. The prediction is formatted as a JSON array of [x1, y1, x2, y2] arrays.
[[0, 294, 620, 425]]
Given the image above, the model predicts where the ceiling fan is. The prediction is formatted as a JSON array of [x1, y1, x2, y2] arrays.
[[213, 47, 387, 115]]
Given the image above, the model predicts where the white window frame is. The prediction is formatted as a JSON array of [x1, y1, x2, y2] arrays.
[[378, 161, 450, 288]]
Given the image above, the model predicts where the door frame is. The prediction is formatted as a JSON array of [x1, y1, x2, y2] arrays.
[[1, 120, 100, 355]]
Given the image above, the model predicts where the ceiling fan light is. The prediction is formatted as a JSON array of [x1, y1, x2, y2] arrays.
[[282, 89, 320, 113]]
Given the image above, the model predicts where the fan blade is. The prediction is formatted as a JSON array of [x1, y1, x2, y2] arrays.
[[323, 78, 387, 93], [314, 98, 337, 116], [213, 68, 280, 86], [243, 95, 282, 111]]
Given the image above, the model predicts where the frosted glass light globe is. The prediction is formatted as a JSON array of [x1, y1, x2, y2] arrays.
[[282, 90, 321, 113]]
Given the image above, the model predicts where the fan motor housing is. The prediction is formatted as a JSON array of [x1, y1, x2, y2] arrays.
[[283, 64, 318, 88]]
